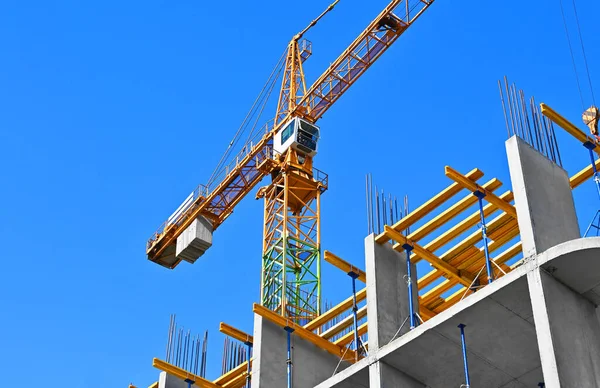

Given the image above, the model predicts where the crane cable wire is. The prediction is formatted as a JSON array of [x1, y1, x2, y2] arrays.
[[571, 0, 596, 106], [559, 0, 585, 110], [206, 49, 287, 188]]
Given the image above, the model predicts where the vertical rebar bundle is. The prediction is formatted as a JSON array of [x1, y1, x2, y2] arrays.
[[498, 76, 563, 166], [365, 174, 409, 235], [165, 314, 208, 377], [221, 337, 249, 375]]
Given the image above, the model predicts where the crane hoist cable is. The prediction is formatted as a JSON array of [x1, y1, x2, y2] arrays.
[[207, 49, 287, 188], [571, 0, 596, 106], [559, 0, 585, 110]]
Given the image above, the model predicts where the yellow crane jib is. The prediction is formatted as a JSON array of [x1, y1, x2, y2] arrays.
[[145, 0, 436, 321]]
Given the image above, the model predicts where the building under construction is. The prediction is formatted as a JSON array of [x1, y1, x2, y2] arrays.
[[132, 0, 600, 387]]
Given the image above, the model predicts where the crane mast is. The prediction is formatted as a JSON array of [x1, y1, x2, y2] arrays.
[[145, 0, 434, 323]]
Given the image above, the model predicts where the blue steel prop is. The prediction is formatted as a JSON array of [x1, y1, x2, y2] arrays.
[[584, 142, 600, 237], [474, 190, 494, 284], [402, 243, 418, 329], [458, 324, 471, 388], [284, 326, 295, 388], [184, 379, 194, 388], [348, 271, 361, 360], [538, 383, 545, 387]]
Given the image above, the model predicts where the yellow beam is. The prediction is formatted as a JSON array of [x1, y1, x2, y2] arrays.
[[324, 251, 366, 283], [304, 288, 366, 332], [541, 103, 599, 155], [321, 306, 367, 340], [418, 212, 517, 300], [420, 222, 520, 308], [148, 383, 158, 388], [375, 168, 485, 244], [219, 322, 253, 345], [213, 360, 252, 386], [334, 322, 368, 347], [383, 226, 474, 287], [222, 372, 249, 388], [253, 304, 358, 362], [406, 190, 513, 264], [153, 358, 220, 388], [570, 158, 600, 189], [406, 178, 503, 244], [445, 166, 517, 218]]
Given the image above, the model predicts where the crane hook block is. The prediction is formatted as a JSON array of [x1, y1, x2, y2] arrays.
[[583, 106, 600, 142]]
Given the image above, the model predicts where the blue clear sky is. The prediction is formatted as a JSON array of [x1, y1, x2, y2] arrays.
[[1, 0, 598, 386]]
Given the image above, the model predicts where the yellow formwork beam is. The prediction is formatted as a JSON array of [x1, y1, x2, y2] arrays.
[[420, 223, 520, 309], [253, 304, 358, 363], [418, 212, 517, 301], [321, 306, 367, 340], [375, 168, 485, 244], [445, 166, 517, 218], [406, 190, 513, 265], [219, 322, 253, 345], [304, 288, 366, 332], [334, 322, 368, 347], [383, 226, 474, 287], [213, 359, 252, 386], [541, 103, 600, 155], [571, 158, 600, 189], [324, 250, 366, 282], [153, 358, 220, 388], [405, 178, 503, 244], [222, 372, 249, 388], [148, 383, 158, 388]]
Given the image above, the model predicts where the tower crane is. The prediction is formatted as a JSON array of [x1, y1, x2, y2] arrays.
[[146, 0, 434, 323]]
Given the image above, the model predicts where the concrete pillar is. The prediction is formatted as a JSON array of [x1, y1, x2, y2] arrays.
[[365, 234, 418, 351], [369, 361, 425, 388], [158, 371, 188, 388], [251, 314, 346, 388], [506, 136, 580, 257], [528, 268, 600, 387]]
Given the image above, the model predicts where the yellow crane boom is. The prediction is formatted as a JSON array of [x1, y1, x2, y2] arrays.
[[146, 0, 434, 269]]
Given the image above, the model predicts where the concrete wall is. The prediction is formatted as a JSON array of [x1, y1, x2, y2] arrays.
[[529, 269, 600, 387], [158, 371, 189, 388], [251, 314, 349, 388], [365, 234, 418, 351], [506, 136, 580, 257], [369, 361, 425, 388]]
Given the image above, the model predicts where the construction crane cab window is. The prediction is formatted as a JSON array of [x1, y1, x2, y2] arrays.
[[274, 117, 320, 157]]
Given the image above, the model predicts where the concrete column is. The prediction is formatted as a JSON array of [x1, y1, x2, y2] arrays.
[[365, 234, 418, 351], [528, 268, 600, 387], [369, 361, 425, 388], [158, 371, 188, 388], [506, 136, 580, 257], [251, 314, 346, 388]]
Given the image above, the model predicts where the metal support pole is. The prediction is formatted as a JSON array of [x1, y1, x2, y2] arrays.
[[402, 243, 417, 329], [184, 379, 194, 388], [458, 324, 471, 388], [474, 190, 494, 284], [349, 271, 360, 361], [538, 383, 545, 388], [245, 342, 252, 388], [584, 141, 600, 200], [285, 326, 294, 388]]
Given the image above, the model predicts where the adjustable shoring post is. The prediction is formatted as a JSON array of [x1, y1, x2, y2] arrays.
[[348, 270, 361, 361], [402, 243, 417, 329], [584, 141, 600, 237], [244, 341, 252, 388], [284, 326, 295, 388], [458, 324, 471, 388], [474, 190, 494, 284], [184, 379, 194, 388]]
